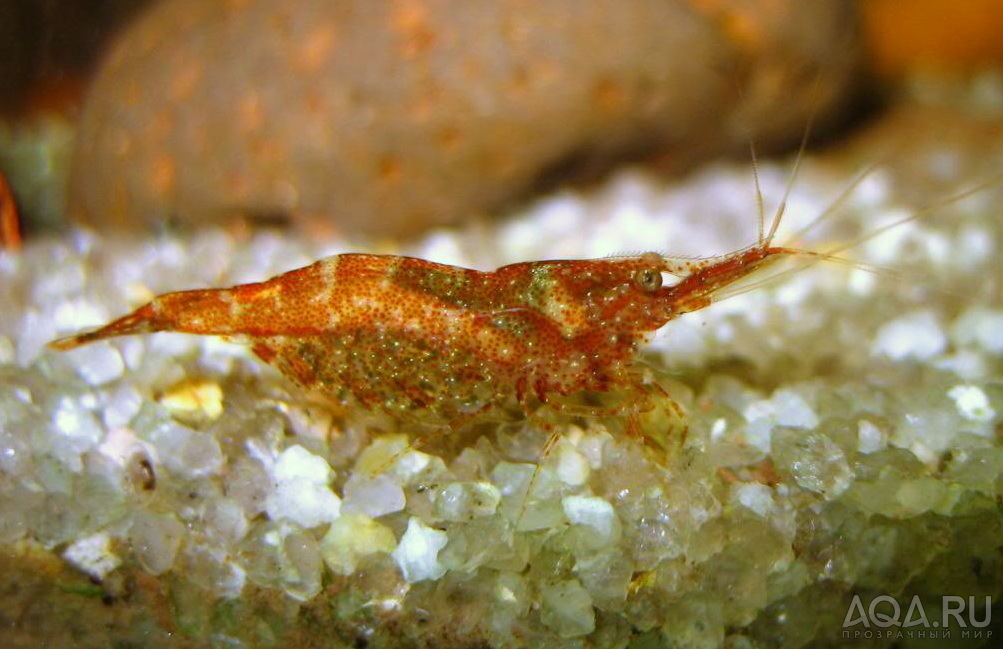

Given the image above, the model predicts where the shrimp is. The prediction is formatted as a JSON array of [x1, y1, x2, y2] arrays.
[[47, 214, 811, 426], [47, 133, 997, 436]]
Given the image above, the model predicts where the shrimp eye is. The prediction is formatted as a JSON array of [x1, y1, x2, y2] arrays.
[[634, 268, 662, 291]]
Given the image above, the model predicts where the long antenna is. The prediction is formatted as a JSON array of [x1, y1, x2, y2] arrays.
[[713, 176, 1003, 304], [750, 138, 766, 245], [767, 75, 822, 247], [780, 159, 885, 248], [731, 74, 767, 245], [821, 177, 1003, 258]]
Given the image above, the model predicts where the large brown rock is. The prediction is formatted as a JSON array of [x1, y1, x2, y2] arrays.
[[68, 0, 862, 237]]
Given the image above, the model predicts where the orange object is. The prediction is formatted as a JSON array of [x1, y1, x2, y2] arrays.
[[863, 0, 1003, 75], [48, 227, 815, 423], [46, 157, 995, 429], [53, 111, 941, 438], [0, 170, 22, 251]]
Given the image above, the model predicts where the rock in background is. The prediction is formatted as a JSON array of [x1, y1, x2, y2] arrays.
[[66, 0, 862, 237]]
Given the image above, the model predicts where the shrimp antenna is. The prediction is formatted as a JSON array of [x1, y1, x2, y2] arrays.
[[733, 72, 819, 247], [713, 250, 972, 303], [821, 176, 1003, 258], [715, 174, 1003, 304], [779, 158, 886, 248], [751, 138, 766, 244], [766, 75, 822, 247], [731, 75, 767, 244]]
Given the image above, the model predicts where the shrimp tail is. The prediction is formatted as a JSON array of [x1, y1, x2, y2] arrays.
[[47, 302, 166, 350], [47, 287, 240, 351]]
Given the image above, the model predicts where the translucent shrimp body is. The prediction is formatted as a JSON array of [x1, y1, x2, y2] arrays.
[[48, 234, 801, 422]]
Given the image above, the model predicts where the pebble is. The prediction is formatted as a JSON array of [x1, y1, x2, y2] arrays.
[[433, 481, 501, 522], [130, 510, 184, 575], [947, 384, 996, 422], [856, 419, 886, 454], [320, 512, 397, 576], [279, 527, 323, 601], [733, 483, 775, 518], [51, 397, 105, 470], [341, 473, 406, 519], [951, 306, 1003, 354], [273, 444, 333, 485], [68, 0, 861, 237], [561, 495, 620, 545], [63, 531, 122, 580], [872, 309, 947, 361], [772, 431, 852, 498], [540, 578, 595, 638], [392, 517, 448, 583], [265, 477, 341, 529]]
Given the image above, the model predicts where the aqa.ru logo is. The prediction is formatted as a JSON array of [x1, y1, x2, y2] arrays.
[[842, 595, 993, 641]]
